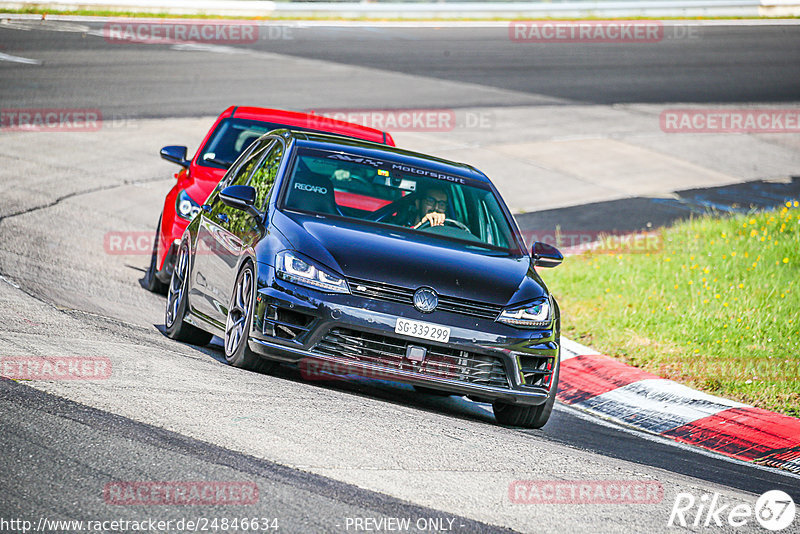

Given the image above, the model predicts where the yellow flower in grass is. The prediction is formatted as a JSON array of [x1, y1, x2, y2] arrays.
[[783, 258, 789, 264], [738, 283, 744, 289]]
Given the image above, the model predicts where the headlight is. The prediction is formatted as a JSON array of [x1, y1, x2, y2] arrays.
[[176, 190, 202, 221], [275, 250, 349, 294], [497, 300, 551, 328]]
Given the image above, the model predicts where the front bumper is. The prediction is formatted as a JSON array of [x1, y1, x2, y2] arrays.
[[249, 269, 559, 407]]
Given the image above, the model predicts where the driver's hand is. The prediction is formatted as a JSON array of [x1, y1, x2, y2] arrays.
[[414, 212, 445, 229]]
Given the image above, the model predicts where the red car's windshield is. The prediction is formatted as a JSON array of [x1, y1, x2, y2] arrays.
[[197, 118, 301, 170]]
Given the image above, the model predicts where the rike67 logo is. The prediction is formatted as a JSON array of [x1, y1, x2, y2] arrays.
[[668, 490, 796, 531]]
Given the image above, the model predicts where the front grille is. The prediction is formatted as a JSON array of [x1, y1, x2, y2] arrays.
[[347, 277, 503, 321], [314, 328, 510, 389]]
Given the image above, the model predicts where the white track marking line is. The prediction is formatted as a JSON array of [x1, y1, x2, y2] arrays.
[[0, 51, 41, 64]]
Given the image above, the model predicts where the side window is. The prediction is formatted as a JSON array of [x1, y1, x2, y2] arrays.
[[247, 140, 284, 211], [229, 143, 268, 187], [207, 139, 269, 225], [215, 137, 265, 190]]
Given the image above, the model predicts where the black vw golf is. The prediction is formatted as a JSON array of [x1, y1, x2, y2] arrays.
[[165, 129, 564, 428]]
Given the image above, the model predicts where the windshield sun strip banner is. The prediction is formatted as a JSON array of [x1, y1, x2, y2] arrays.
[[296, 147, 488, 189]]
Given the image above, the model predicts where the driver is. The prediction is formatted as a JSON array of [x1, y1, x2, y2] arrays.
[[411, 186, 448, 229]]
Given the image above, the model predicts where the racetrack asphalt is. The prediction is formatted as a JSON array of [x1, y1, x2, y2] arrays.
[[0, 19, 799, 533]]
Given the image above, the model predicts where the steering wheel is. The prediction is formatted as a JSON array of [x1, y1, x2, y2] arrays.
[[417, 218, 470, 231]]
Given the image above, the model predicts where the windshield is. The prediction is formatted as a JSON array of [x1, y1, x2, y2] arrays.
[[198, 118, 296, 169], [281, 147, 519, 252]]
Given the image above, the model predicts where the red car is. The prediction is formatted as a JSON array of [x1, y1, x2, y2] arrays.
[[144, 106, 395, 293]]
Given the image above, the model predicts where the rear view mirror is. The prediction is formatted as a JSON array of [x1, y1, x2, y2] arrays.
[[160, 145, 189, 168], [532, 242, 563, 268]]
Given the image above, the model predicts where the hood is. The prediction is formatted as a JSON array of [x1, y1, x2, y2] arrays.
[[273, 210, 545, 306]]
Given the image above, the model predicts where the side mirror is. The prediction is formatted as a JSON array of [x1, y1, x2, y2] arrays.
[[219, 185, 262, 220], [532, 241, 563, 268], [160, 145, 189, 168]]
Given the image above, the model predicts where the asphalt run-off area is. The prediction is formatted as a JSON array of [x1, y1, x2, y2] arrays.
[[0, 16, 799, 534]]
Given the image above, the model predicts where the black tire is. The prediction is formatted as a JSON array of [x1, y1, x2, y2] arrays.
[[493, 358, 560, 429], [413, 385, 452, 397], [224, 262, 275, 373], [164, 241, 213, 346], [144, 216, 168, 295]]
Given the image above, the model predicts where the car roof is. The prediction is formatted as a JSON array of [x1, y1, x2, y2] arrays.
[[225, 106, 393, 146], [287, 131, 491, 184]]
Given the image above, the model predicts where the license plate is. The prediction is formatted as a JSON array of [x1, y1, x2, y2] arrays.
[[395, 318, 450, 343]]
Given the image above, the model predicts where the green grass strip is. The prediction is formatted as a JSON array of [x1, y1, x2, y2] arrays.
[[543, 201, 800, 417]]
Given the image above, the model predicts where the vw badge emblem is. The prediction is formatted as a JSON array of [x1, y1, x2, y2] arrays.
[[413, 287, 438, 313]]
